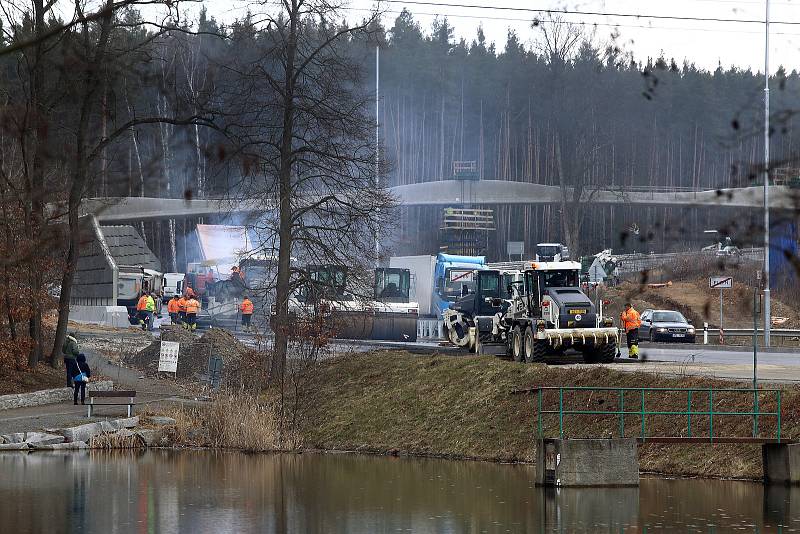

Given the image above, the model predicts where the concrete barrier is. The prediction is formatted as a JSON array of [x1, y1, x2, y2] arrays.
[[763, 443, 800, 484], [69, 305, 130, 327], [535, 438, 639, 487]]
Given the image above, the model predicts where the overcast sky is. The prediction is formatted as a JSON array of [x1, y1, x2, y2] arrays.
[[201, 0, 798, 72]]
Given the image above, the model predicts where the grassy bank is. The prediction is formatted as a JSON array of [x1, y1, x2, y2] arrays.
[[166, 351, 800, 480]]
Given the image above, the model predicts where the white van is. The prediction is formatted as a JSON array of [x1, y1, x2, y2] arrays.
[[162, 272, 186, 302]]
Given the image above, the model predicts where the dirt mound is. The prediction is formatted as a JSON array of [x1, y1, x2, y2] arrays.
[[126, 326, 250, 379], [198, 328, 249, 361]]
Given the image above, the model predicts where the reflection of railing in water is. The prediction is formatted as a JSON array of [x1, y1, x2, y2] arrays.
[[530, 386, 786, 443]]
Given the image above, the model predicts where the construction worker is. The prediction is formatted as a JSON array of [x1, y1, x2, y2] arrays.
[[145, 291, 156, 331], [620, 302, 642, 359], [185, 295, 200, 331], [136, 292, 149, 331], [177, 294, 188, 327], [167, 294, 180, 324], [240, 295, 254, 332]]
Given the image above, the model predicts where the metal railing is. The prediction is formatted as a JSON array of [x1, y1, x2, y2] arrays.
[[533, 386, 784, 442]]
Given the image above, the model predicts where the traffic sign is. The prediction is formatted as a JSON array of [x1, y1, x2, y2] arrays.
[[709, 276, 733, 289]]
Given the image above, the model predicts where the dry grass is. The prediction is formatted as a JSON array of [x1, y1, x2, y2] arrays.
[[164, 393, 294, 452], [299, 351, 800, 479], [89, 430, 146, 450]]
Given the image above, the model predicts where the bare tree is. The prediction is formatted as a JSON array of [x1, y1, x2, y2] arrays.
[[219, 1, 395, 384]]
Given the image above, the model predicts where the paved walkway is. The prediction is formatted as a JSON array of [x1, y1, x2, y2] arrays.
[[0, 348, 190, 435]]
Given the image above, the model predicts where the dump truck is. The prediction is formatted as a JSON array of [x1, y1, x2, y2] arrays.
[[442, 261, 618, 363]]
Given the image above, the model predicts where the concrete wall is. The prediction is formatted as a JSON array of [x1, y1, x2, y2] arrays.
[[69, 306, 130, 327], [0, 381, 113, 411], [763, 443, 800, 484], [535, 438, 639, 487]]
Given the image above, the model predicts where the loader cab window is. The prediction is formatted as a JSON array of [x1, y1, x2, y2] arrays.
[[541, 270, 579, 289], [440, 269, 477, 302], [478, 271, 500, 298], [375, 268, 411, 303], [536, 245, 561, 260]]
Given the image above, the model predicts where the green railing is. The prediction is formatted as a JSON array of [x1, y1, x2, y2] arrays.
[[534, 386, 783, 442]]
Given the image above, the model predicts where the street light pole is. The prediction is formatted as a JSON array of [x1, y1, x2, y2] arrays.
[[763, 0, 771, 347], [375, 44, 380, 267]]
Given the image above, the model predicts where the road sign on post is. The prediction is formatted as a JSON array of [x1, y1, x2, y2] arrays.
[[709, 276, 733, 289], [709, 277, 733, 343]]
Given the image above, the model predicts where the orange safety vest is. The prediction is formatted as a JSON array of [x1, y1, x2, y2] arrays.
[[620, 308, 641, 331], [177, 297, 187, 313], [186, 298, 200, 314], [136, 295, 148, 311], [167, 298, 180, 313], [240, 299, 254, 315]]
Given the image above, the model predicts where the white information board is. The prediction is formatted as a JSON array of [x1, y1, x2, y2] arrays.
[[158, 341, 180, 373]]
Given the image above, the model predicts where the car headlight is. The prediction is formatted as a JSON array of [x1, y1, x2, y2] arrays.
[[688, 327, 695, 334], [656, 327, 667, 333]]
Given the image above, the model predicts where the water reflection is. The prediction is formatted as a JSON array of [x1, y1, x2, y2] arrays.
[[0, 451, 794, 533]]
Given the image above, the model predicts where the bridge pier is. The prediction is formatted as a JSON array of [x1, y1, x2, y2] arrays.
[[535, 438, 639, 487], [763, 443, 800, 484]]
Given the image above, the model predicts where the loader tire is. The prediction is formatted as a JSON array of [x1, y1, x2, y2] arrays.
[[511, 326, 524, 362], [525, 328, 546, 363], [599, 340, 617, 363]]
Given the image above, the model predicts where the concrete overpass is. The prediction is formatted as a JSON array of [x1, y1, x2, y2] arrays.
[[83, 181, 800, 223]]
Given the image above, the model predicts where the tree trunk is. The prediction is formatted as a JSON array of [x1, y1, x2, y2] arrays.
[[270, 5, 299, 387]]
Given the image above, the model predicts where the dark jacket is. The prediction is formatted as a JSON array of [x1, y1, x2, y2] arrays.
[[68, 356, 91, 381]]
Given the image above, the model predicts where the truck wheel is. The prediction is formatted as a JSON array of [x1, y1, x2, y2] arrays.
[[511, 326, 524, 362], [599, 341, 617, 363], [525, 328, 546, 363]]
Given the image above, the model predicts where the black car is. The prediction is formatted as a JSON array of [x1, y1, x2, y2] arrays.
[[638, 309, 696, 343]]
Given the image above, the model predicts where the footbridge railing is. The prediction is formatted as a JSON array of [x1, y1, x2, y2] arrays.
[[531, 386, 787, 443]]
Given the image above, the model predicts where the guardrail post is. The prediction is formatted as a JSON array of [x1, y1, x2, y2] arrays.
[[753, 389, 759, 438], [709, 389, 714, 442], [640, 389, 646, 441], [703, 322, 708, 345], [537, 389, 543, 438], [687, 390, 693, 438], [619, 389, 625, 438], [558, 389, 564, 439], [777, 390, 782, 442]]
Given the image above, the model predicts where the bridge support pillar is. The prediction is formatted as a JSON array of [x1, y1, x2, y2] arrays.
[[535, 438, 639, 487], [763, 443, 800, 484]]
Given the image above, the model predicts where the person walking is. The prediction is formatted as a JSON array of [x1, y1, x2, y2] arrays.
[[240, 296, 254, 332], [136, 292, 149, 331], [145, 291, 156, 331], [620, 302, 642, 359], [167, 295, 180, 324], [69, 354, 91, 405], [185, 295, 200, 331], [62, 332, 80, 387]]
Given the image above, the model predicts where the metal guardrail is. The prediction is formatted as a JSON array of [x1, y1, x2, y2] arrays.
[[533, 386, 784, 443], [614, 248, 763, 274]]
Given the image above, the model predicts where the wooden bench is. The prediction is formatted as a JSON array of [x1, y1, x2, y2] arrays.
[[87, 390, 137, 418]]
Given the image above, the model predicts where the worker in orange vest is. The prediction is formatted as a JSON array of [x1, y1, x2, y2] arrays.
[[620, 303, 642, 359], [185, 295, 200, 331], [240, 296, 254, 332], [167, 295, 180, 325], [136, 292, 150, 331], [177, 295, 188, 327]]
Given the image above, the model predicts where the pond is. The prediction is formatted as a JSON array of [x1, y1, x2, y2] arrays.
[[0, 450, 795, 533]]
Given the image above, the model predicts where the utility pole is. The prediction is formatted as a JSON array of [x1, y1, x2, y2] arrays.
[[763, 0, 772, 346]]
